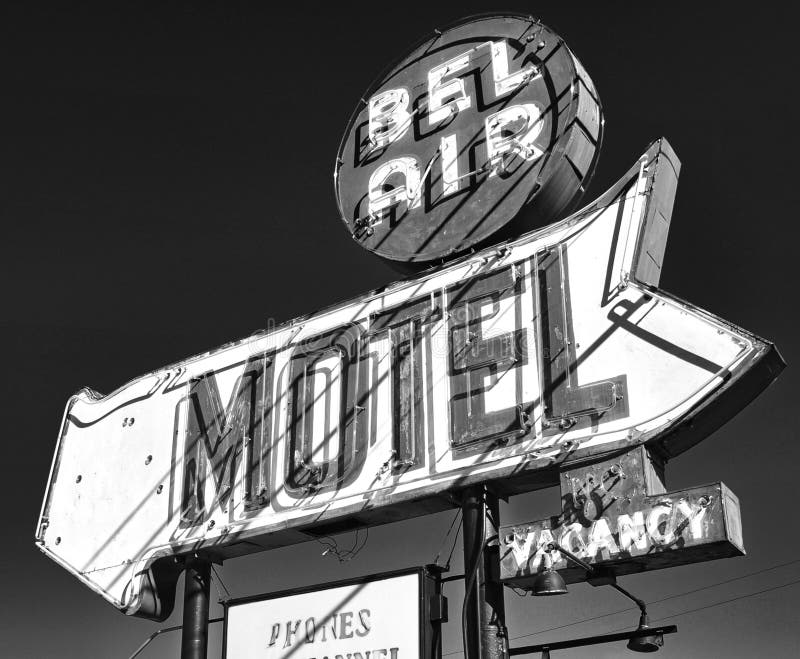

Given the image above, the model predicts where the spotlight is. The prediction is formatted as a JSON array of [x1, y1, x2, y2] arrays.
[[532, 567, 568, 596], [626, 613, 664, 653]]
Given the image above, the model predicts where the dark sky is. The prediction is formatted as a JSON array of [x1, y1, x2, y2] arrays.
[[2, 3, 798, 658]]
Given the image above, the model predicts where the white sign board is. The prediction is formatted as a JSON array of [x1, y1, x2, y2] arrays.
[[224, 570, 428, 659]]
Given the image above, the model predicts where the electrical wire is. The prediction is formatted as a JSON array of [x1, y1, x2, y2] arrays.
[[127, 618, 224, 659], [433, 510, 463, 570], [211, 564, 231, 602], [317, 527, 370, 563], [444, 518, 463, 570], [441, 559, 800, 657], [607, 577, 800, 634], [461, 501, 486, 659], [433, 511, 461, 565], [352, 527, 369, 558], [510, 557, 800, 641]]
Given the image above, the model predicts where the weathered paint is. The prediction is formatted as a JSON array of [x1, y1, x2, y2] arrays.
[[36, 139, 782, 619], [500, 448, 745, 587], [335, 14, 602, 265], [223, 567, 443, 659]]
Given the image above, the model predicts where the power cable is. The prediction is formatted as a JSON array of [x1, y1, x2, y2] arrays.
[[351, 527, 369, 559], [127, 618, 224, 659], [211, 564, 231, 602], [608, 577, 800, 633], [511, 557, 800, 641], [461, 501, 486, 659], [444, 518, 463, 570], [433, 510, 461, 567], [433, 510, 463, 570], [441, 559, 800, 657], [317, 527, 370, 562]]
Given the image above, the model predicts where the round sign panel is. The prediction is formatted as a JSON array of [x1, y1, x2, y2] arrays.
[[334, 14, 603, 267]]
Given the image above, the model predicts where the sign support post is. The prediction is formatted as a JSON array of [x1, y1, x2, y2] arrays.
[[462, 486, 508, 659], [181, 558, 211, 659]]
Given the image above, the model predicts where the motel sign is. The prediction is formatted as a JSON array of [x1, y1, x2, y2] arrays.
[[36, 137, 780, 620], [37, 17, 782, 655]]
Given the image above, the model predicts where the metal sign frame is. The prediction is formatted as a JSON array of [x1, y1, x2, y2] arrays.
[[222, 565, 445, 659]]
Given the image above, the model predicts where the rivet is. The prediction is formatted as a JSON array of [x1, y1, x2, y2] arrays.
[[76, 475, 82, 483], [55, 537, 61, 545], [207, 520, 216, 530], [145, 455, 152, 465], [156, 484, 163, 494], [129, 417, 135, 426]]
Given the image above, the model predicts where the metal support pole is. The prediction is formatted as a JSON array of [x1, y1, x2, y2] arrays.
[[180, 558, 211, 659], [461, 485, 507, 659], [508, 625, 677, 655]]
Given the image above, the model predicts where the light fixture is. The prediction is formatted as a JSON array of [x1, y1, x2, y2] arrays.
[[626, 613, 664, 653], [542, 542, 666, 653], [532, 567, 568, 596], [532, 546, 567, 596]]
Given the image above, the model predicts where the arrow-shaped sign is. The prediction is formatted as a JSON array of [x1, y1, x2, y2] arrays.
[[36, 138, 783, 620]]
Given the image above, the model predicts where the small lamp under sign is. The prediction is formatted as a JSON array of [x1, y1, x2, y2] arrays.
[[532, 549, 567, 596], [626, 613, 664, 653]]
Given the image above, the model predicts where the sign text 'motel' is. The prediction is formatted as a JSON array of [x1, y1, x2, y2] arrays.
[[36, 13, 783, 624], [37, 138, 781, 619]]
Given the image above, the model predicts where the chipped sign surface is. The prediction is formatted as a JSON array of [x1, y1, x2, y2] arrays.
[[335, 13, 602, 264], [36, 139, 782, 619]]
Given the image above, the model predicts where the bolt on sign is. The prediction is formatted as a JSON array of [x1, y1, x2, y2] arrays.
[[335, 14, 602, 266], [35, 136, 782, 620], [223, 567, 445, 659]]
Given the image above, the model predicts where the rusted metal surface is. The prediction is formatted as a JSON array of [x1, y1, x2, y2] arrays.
[[335, 14, 602, 266], [36, 140, 781, 620], [507, 625, 678, 655], [461, 487, 507, 659], [632, 141, 681, 287], [181, 558, 211, 659], [499, 447, 745, 588]]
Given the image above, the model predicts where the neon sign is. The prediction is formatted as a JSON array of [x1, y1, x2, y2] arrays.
[[36, 139, 781, 619], [335, 14, 603, 266]]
